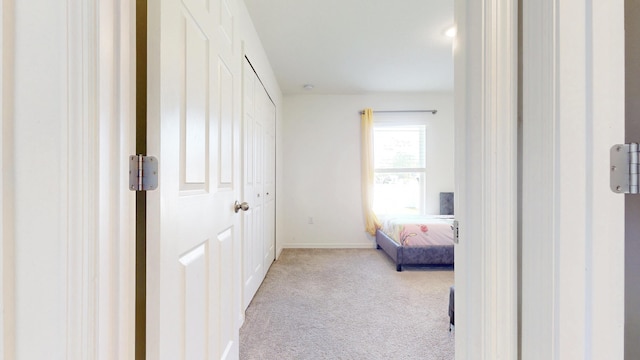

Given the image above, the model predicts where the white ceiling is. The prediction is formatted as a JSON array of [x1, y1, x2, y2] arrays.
[[243, 0, 454, 95]]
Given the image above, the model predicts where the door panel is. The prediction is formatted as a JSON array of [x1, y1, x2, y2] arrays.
[[183, 17, 208, 186], [180, 244, 207, 359], [147, 0, 240, 358], [219, 0, 234, 57], [218, 59, 235, 185]]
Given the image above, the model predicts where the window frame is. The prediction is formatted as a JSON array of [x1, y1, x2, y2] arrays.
[[372, 117, 428, 215]]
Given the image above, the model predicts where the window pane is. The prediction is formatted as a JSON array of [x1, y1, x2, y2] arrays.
[[374, 126, 426, 169], [373, 172, 424, 215]]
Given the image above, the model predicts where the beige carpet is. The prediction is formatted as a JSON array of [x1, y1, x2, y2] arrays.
[[240, 248, 454, 360]]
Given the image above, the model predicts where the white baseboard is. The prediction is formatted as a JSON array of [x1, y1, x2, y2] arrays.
[[275, 245, 284, 260], [282, 243, 376, 249]]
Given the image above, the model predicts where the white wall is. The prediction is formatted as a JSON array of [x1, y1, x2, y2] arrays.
[[282, 92, 454, 248]]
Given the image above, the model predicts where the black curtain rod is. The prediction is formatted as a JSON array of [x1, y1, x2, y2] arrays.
[[359, 109, 437, 115]]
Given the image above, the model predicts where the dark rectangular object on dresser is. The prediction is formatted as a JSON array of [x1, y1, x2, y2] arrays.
[[440, 192, 454, 215]]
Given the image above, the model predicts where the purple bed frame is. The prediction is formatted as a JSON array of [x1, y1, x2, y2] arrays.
[[375, 229, 454, 271]]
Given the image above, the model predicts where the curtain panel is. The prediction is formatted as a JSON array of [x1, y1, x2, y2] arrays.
[[361, 108, 381, 235]]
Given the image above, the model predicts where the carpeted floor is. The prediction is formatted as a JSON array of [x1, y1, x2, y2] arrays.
[[239, 248, 454, 360]]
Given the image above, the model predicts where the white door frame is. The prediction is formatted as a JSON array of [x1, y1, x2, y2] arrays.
[[96, 1, 137, 358], [456, 0, 625, 357], [454, 0, 518, 358], [1, 0, 135, 358], [521, 0, 624, 358]]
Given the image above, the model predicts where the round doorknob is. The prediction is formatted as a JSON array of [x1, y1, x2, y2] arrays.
[[234, 201, 250, 213]]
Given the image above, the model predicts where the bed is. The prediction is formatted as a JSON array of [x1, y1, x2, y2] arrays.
[[375, 214, 455, 271]]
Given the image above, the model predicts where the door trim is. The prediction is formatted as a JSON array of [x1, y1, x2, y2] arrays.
[[454, 0, 518, 358], [521, 0, 625, 358], [96, 0, 137, 357], [0, 0, 133, 356]]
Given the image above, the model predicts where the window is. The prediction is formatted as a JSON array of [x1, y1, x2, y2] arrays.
[[373, 124, 426, 215]]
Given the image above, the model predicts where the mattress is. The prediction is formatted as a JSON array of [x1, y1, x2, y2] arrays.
[[379, 215, 455, 247]]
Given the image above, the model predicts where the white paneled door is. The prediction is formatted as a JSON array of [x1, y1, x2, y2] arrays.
[[242, 60, 263, 310], [242, 59, 276, 310], [146, 0, 241, 358]]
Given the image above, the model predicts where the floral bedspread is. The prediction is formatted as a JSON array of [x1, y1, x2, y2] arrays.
[[380, 215, 455, 247]]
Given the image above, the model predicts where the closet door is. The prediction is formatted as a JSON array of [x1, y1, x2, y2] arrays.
[[259, 78, 276, 272], [242, 60, 263, 311], [241, 59, 276, 311]]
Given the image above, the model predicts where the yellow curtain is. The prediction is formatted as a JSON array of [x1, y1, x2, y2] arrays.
[[361, 108, 381, 236]]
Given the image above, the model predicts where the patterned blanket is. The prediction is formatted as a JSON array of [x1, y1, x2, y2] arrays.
[[380, 215, 455, 247]]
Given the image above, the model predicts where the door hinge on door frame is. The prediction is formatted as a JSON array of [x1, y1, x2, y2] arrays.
[[129, 154, 158, 191], [610, 143, 639, 194]]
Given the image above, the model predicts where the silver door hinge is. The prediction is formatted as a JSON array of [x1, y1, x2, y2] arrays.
[[129, 155, 158, 191], [452, 220, 459, 244], [610, 143, 638, 194]]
